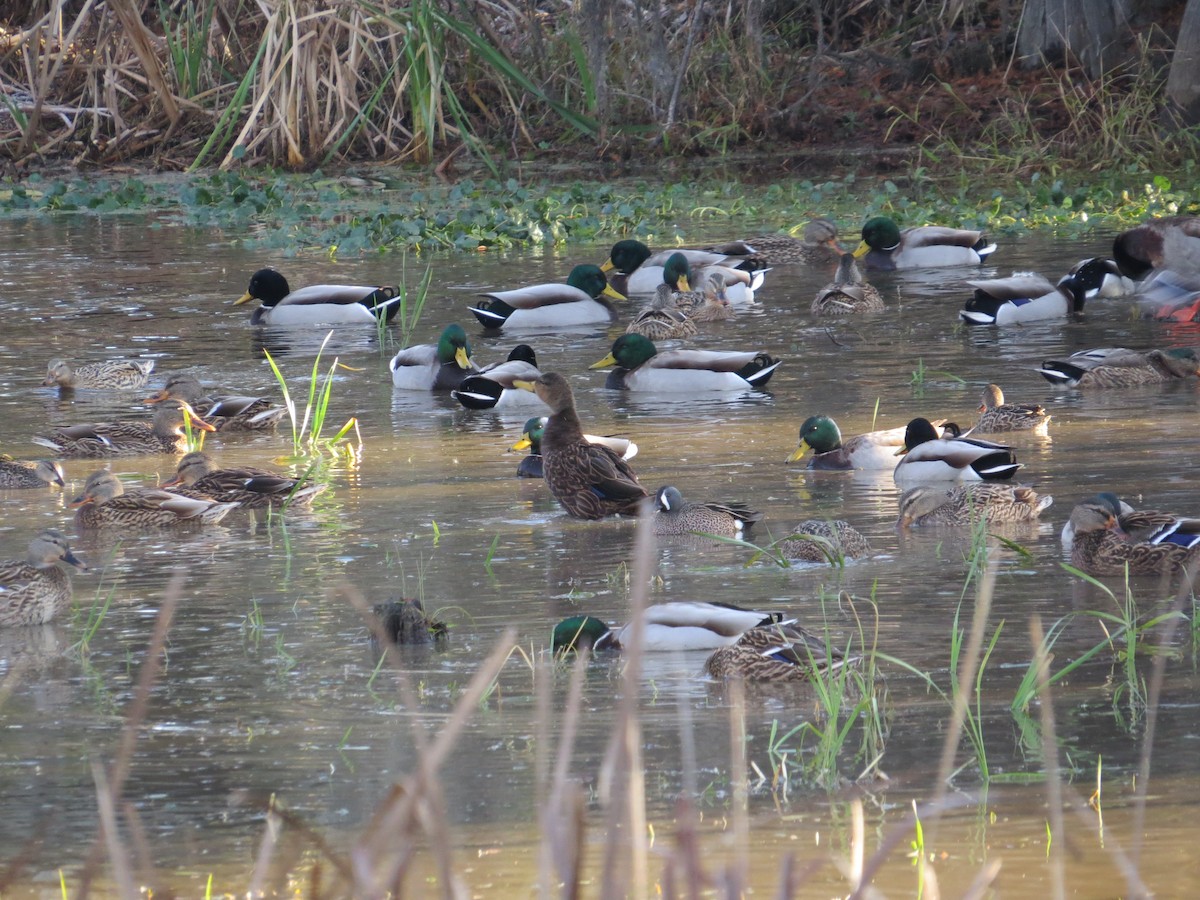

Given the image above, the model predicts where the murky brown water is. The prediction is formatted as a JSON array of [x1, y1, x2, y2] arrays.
[[2, 212, 1199, 895]]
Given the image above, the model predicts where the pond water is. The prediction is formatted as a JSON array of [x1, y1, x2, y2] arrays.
[[1, 210, 1198, 896]]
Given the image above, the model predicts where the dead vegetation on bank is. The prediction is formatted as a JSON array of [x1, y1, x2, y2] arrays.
[[0, 1, 1190, 177]]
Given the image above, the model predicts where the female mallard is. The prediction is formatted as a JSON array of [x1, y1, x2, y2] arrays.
[[897, 483, 1053, 527], [512, 372, 646, 519], [1066, 499, 1200, 577], [959, 258, 1112, 325], [469, 264, 626, 329], [72, 470, 240, 528], [728, 218, 846, 266], [974, 384, 1051, 434], [34, 401, 215, 457], [510, 416, 638, 479], [0, 530, 86, 627], [705, 622, 856, 683], [661, 252, 761, 305], [0, 458, 65, 488], [590, 334, 781, 392], [234, 269, 399, 326], [551, 601, 786, 654], [625, 285, 699, 341], [854, 216, 995, 270], [893, 417, 1020, 485], [777, 521, 871, 563], [811, 253, 884, 315], [162, 451, 326, 509], [685, 275, 735, 323], [144, 375, 287, 431], [452, 345, 548, 410], [372, 597, 448, 645], [652, 485, 762, 537], [389, 324, 477, 391], [787, 415, 935, 470], [1112, 216, 1200, 278], [601, 240, 763, 297], [1038, 347, 1200, 388], [1061, 494, 1198, 550], [43, 358, 155, 391]]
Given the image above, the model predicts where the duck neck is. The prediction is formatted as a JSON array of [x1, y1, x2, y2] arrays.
[[542, 405, 585, 452]]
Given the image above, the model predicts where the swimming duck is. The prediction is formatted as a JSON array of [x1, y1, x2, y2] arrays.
[[722, 218, 846, 266], [0, 458, 65, 488], [897, 483, 1053, 527], [624, 285, 699, 341], [161, 451, 326, 510], [72, 469, 240, 528], [372, 597, 448, 645], [601, 240, 764, 297], [551, 601, 787, 654], [1061, 494, 1198, 551], [893, 417, 1021, 484], [1112, 216, 1200, 278], [469, 264, 626, 329], [452, 345, 547, 410], [661, 252, 762, 305], [811, 253, 884, 315], [42, 358, 155, 391], [705, 621, 857, 683], [590, 334, 781, 392], [512, 373, 646, 519], [973, 384, 1051, 434], [33, 402, 215, 457], [959, 258, 1116, 325], [652, 485, 763, 537], [510, 416, 638, 479], [389, 324, 477, 391], [144, 375, 288, 431], [1060, 492, 1134, 550], [1066, 499, 1200, 577], [0, 530, 86, 627], [776, 520, 871, 563], [854, 216, 996, 270], [1068, 257, 1135, 297], [787, 415, 938, 470], [1038, 346, 1200, 388], [684, 275, 735, 323], [1131, 267, 1200, 321], [234, 269, 399, 326]]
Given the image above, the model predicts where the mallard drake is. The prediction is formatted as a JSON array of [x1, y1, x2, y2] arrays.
[[705, 622, 857, 682], [724, 219, 846, 266], [974, 384, 1051, 434], [1112, 216, 1200, 278], [897, 483, 1053, 527], [452, 345, 547, 410], [854, 216, 995, 270], [811, 253, 884, 315], [624, 285, 699, 341], [0, 530, 86, 627], [0, 458, 65, 488], [161, 451, 325, 509], [601, 240, 764, 297], [1038, 346, 1200, 388], [372, 597, 447, 645], [144, 375, 287, 431], [33, 402, 215, 457], [510, 416, 638, 479], [787, 415, 942, 470], [590, 334, 781, 392], [1132, 267, 1200, 321], [234, 269, 399, 326], [72, 469, 239, 528], [389, 324, 477, 391], [959, 258, 1116, 325], [551, 601, 787, 653], [1066, 499, 1200, 577], [43, 358, 155, 390], [661, 252, 762, 305], [894, 417, 1020, 484], [652, 485, 763, 537], [512, 372, 646, 519], [469, 264, 626, 329], [1068, 257, 1135, 297], [776, 520, 871, 563]]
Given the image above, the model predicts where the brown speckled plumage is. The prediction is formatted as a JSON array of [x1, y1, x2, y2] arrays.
[[73, 470, 239, 528], [0, 530, 86, 627], [35, 402, 214, 457], [163, 451, 325, 509]]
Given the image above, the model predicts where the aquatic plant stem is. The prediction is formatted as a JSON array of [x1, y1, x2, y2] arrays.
[[1029, 614, 1065, 900]]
